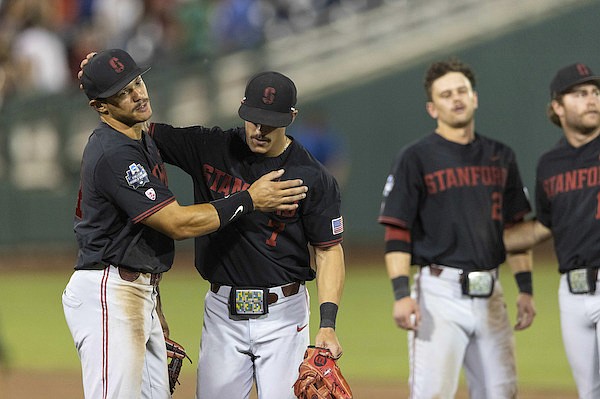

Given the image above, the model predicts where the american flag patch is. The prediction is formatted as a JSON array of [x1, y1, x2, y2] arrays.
[[331, 217, 344, 235]]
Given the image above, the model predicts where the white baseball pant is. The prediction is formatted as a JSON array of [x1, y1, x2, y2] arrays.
[[409, 266, 517, 399], [62, 266, 170, 399], [559, 273, 600, 399], [196, 283, 310, 399]]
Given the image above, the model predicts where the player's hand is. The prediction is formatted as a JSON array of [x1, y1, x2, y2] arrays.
[[514, 293, 536, 331], [77, 52, 97, 88], [248, 169, 308, 212], [315, 327, 343, 359], [393, 297, 420, 331]]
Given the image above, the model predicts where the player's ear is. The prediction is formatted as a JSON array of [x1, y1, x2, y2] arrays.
[[550, 99, 564, 118], [89, 99, 108, 114], [425, 101, 438, 119], [472, 90, 479, 110], [290, 107, 299, 123]]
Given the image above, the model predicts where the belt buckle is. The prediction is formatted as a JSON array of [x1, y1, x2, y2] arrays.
[[567, 268, 597, 294], [461, 271, 495, 298], [229, 287, 269, 317]]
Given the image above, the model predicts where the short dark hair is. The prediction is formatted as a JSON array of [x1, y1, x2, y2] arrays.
[[424, 58, 476, 101]]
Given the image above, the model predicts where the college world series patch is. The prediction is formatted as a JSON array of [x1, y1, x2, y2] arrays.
[[126, 163, 150, 189]]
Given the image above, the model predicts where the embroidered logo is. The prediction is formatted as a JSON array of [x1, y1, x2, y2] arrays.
[[382, 174, 394, 197], [331, 216, 344, 235], [125, 163, 149, 189], [262, 87, 276, 105], [109, 57, 125, 73], [229, 205, 244, 221], [576, 63, 590, 77], [145, 188, 156, 200]]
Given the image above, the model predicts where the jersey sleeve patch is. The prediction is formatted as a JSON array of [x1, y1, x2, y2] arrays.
[[125, 163, 150, 189], [331, 216, 344, 235], [145, 188, 156, 200]]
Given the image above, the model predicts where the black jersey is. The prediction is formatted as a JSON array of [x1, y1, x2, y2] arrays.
[[149, 123, 343, 287], [378, 132, 531, 271], [535, 135, 600, 273], [74, 122, 176, 273]]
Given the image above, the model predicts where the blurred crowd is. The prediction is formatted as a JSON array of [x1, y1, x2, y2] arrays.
[[0, 0, 388, 110]]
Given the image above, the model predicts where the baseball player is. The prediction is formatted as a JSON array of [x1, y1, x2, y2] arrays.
[[64, 49, 308, 399], [504, 63, 600, 399], [378, 58, 536, 399], [147, 71, 346, 399]]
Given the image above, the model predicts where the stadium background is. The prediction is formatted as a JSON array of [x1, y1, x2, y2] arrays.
[[0, 0, 598, 397]]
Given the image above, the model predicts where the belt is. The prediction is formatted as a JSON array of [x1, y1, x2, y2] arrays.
[[117, 267, 161, 286], [210, 282, 302, 305], [424, 265, 498, 281]]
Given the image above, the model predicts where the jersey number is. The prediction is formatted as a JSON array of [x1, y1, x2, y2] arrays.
[[266, 219, 286, 247], [491, 191, 503, 221]]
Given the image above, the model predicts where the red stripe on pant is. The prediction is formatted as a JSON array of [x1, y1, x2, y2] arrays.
[[101, 268, 109, 399]]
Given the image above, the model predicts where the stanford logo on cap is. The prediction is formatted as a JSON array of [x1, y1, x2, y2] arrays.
[[109, 57, 125, 73], [576, 63, 590, 77], [262, 87, 276, 105]]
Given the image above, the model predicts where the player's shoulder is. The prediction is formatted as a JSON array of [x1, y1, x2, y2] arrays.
[[475, 132, 512, 148], [289, 139, 337, 182], [536, 136, 570, 164], [85, 123, 130, 155], [474, 133, 518, 157], [389, 134, 434, 164]]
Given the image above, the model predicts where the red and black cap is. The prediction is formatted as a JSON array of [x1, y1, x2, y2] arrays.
[[238, 71, 297, 127], [550, 63, 600, 99], [81, 49, 150, 100]]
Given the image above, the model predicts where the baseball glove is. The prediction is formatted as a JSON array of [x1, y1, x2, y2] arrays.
[[293, 346, 353, 399], [165, 337, 192, 395]]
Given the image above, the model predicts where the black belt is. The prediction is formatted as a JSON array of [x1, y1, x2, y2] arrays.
[[210, 282, 302, 305]]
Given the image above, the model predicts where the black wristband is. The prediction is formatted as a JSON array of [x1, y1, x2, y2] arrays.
[[515, 271, 533, 295], [210, 190, 253, 229], [319, 302, 338, 329], [391, 276, 410, 300]]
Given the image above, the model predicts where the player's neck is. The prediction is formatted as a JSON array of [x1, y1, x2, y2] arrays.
[[563, 126, 600, 148], [101, 115, 144, 140], [267, 134, 292, 157], [435, 123, 475, 145]]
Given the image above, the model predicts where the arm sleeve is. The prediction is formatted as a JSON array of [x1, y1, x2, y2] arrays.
[[302, 170, 343, 247], [378, 149, 421, 229], [95, 145, 175, 223]]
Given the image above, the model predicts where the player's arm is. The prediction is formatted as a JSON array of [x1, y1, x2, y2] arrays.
[[383, 225, 420, 331], [385, 250, 419, 331], [313, 243, 345, 359], [145, 169, 308, 240], [505, 249, 536, 331], [503, 219, 552, 252]]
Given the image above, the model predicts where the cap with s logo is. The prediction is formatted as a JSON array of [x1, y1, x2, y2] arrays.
[[238, 71, 297, 127], [550, 63, 600, 99], [81, 49, 150, 100]]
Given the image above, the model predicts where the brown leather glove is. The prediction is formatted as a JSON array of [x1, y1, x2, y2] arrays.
[[293, 346, 353, 399], [165, 337, 192, 395]]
